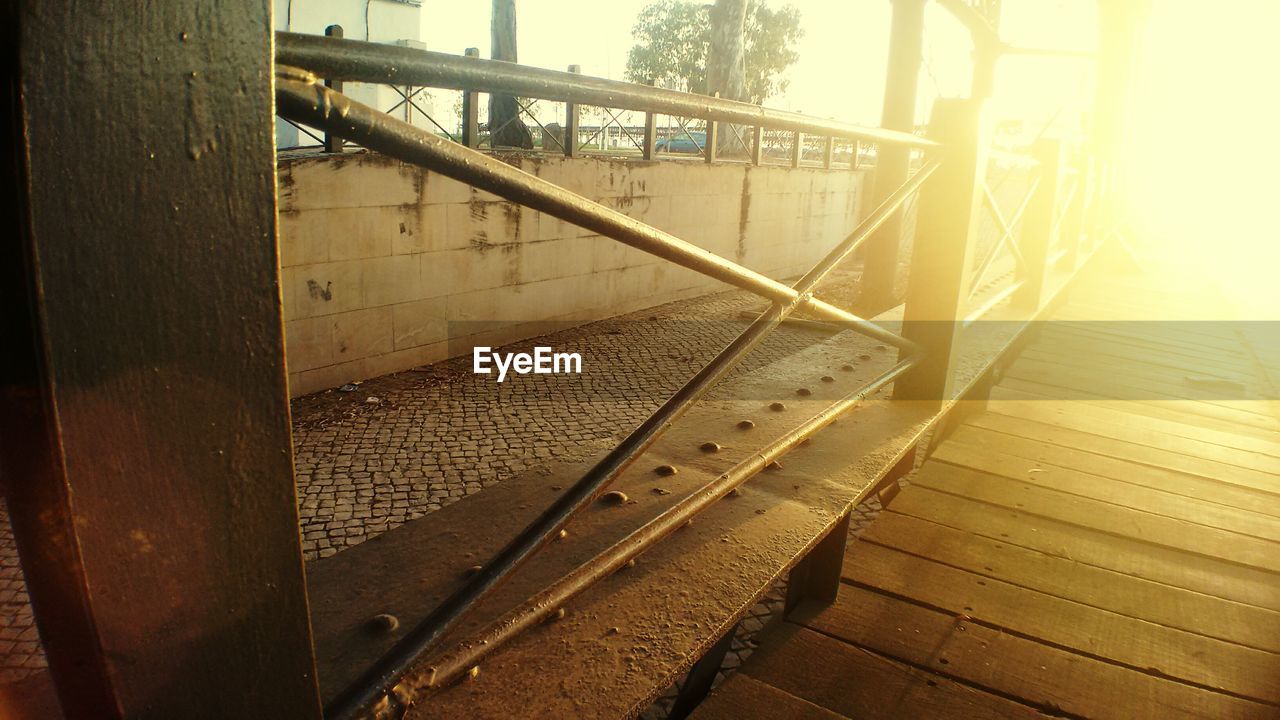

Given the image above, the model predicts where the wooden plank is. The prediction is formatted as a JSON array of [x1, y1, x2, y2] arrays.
[[1042, 316, 1250, 354], [941, 425, 1280, 519], [739, 623, 1043, 719], [933, 440, 1280, 539], [1006, 356, 1278, 426], [964, 412, 1280, 495], [888, 486, 1280, 612], [1026, 333, 1260, 382], [796, 583, 1279, 720], [1007, 352, 1277, 414], [861, 511, 1280, 651], [975, 405, 1280, 485], [997, 377, 1280, 443], [1015, 348, 1274, 403], [842, 540, 1280, 703], [987, 386, 1280, 460], [690, 673, 848, 720], [912, 462, 1280, 572]]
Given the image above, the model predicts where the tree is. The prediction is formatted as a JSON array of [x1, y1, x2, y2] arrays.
[[707, 0, 748, 103], [625, 0, 802, 105], [489, 0, 533, 148]]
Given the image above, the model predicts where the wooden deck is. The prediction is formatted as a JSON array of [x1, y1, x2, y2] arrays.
[[693, 267, 1280, 719]]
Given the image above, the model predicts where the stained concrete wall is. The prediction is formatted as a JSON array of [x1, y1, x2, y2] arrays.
[[278, 153, 871, 396]]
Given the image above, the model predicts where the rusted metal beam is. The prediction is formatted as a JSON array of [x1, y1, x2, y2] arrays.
[[4, 2, 322, 717], [275, 32, 939, 151]]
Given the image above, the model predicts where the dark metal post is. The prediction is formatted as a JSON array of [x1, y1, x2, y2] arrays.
[[785, 511, 852, 614], [642, 80, 657, 160], [895, 98, 986, 407], [862, 0, 926, 312], [461, 47, 480, 147], [5, 1, 323, 717], [323, 24, 345, 153], [823, 135, 835, 169], [705, 98, 719, 164], [666, 623, 739, 720], [791, 131, 803, 168], [752, 125, 764, 165], [564, 64, 580, 158], [1014, 138, 1062, 311]]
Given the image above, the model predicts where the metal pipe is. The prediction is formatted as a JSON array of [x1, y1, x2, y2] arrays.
[[275, 32, 938, 152], [277, 69, 938, 719], [398, 358, 918, 709], [275, 68, 920, 352], [963, 280, 1024, 326]]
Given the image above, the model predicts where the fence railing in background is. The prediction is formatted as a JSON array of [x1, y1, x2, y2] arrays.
[[275, 31, 932, 167]]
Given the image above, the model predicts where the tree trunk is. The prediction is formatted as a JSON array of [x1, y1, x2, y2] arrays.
[[706, 0, 748, 157], [489, 0, 533, 149]]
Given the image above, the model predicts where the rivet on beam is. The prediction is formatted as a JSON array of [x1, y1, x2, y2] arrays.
[[737, 419, 756, 430], [655, 464, 678, 476], [769, 402, 786, 411], [368, 613, 400, 633], [600, 490, 629, 505], [700, 441, 721, 453]]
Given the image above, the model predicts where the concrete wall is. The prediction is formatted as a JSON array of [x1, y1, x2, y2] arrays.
[[278, 153, 871, 396]]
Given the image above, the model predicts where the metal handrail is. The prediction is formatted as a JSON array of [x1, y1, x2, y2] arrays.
[[275, 31, 939, 153], [276, 66, 937, 719]]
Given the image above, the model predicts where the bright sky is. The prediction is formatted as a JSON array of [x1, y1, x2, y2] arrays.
[[1125, 0, 1280, 316], [412, 0, 1276, 313], [418, 0, 1095, 127]]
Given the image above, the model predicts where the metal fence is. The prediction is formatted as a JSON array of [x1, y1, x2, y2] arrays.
[[276, 31, 907, 171]]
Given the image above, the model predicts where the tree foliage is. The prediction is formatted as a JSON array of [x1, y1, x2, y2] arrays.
[[625, 0, 802, 104]]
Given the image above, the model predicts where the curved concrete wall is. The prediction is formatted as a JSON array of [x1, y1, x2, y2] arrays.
[[278, 152, 870, 396]]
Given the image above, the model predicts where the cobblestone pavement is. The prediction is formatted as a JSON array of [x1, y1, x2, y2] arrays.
[[0, 505, 44, 684], [0, 267, 882, 692]]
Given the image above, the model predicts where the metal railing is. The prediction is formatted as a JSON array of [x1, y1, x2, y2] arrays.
[[276, 31, 932, 167], [274, 31, 1097, 720]]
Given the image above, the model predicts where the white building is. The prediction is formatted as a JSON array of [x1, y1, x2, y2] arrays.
[[274, 0, 453, 149]]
